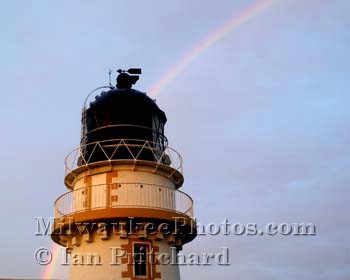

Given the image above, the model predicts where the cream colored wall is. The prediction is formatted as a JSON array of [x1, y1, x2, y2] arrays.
[[157, 241, 181, 280], [69, 232, 128, 280], [68, 165, 181, 279], [71, 168, 177, 214], [68, 232, 180, 280], [73, 169, 176, 190]]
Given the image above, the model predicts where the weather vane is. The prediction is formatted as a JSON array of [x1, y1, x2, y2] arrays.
[[116, 68, 142, 89]]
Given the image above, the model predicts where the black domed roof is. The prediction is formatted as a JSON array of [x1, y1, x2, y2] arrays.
[[81, 85, 168, 166], [89, 88, 166, 123]]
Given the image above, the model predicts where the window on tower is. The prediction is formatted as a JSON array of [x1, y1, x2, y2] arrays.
[[134, 244, 148, 277]]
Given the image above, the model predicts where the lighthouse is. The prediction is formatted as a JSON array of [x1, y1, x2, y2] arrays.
[[51, 69, 196, 280]]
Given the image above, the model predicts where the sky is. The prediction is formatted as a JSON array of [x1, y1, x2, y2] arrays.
[[0, 0, 349, 279]]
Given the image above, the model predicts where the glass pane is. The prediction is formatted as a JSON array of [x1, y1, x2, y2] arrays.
[[134, 244, 147, 276]]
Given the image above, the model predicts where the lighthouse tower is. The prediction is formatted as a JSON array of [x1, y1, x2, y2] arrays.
[[51, 69, 196, 280]]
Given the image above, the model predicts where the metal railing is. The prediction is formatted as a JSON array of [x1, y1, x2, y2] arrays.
[[65, 139, 183, 177], [54, 183, 193, 218]]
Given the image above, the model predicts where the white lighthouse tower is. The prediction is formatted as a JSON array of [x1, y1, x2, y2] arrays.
[[51, 69, 196, 280]]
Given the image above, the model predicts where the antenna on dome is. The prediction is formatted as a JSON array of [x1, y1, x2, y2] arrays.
[[108, 69, 113, 88]]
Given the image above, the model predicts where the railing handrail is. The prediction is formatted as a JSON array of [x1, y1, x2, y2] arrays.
[[83, 85, 113, 109], [81, 86, 113, 140], [64, 138, 183, 176], [86, 124, 166, 136], [84, 124, 168, 146], [54, 183, 193, 218]]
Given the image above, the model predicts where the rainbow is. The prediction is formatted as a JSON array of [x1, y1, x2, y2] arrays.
[[42, 1, 275, 278], [41, 244, 61, 279], [148, 0, 275, 97]]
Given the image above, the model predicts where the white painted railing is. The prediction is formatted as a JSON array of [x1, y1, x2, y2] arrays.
[[54, 183, 193, 218], [64, 139, 183, 176]]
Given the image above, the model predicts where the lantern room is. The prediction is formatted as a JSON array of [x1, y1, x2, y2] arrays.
[[79, 69, 168, 164]]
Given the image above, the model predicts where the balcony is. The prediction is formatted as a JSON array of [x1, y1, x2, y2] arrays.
[[64, 139, 184, 187], [54, 183, 194, 220]]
